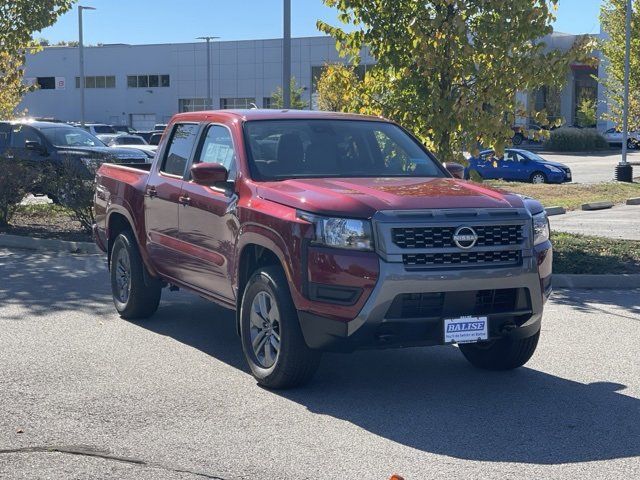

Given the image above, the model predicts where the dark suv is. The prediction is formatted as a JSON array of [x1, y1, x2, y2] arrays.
[[0, 120, 147, 198]]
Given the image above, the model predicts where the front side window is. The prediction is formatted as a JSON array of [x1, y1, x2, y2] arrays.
[[244, 119, 444, 180], [161, 123, 199, 176], [197, 125, 236, 174]]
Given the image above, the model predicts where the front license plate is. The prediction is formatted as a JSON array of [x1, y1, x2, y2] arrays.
[[444, 316, 488, 344]]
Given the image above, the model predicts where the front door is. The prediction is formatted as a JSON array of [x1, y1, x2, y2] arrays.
[[144, 122, 200, 279], [177, 124, 239, 301]]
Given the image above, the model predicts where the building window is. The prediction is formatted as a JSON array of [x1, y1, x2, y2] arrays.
[[527, 86, 561, 125], [263, 97, 273, 109], [36, 77, 56, 90], [220, 97, 255, 109], [178, 98, 208, 112], [127, 74, 170, 88], [75, 76, 116, 88]]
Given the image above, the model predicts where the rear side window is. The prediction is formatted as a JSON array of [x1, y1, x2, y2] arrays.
[[10, 125, 41, 147], [161, 123, 199, 176]]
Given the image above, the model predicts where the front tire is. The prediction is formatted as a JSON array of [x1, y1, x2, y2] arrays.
[[110, 231, 161, 319], [240, 266, 321, 389], [530, 172, 547, 184], [627, 139, 637, 150], [459, 330, 540, 370]]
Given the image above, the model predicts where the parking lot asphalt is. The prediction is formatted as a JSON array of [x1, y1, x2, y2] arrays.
[[538, 150, 640, 184], [1, 248, 639, 479], [550, 205, 640, 240]]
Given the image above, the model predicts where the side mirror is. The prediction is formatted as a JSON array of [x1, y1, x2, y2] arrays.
[[443, 162, 465, 179], [190, 162, 228, 186], [25, 140, 46, 154]]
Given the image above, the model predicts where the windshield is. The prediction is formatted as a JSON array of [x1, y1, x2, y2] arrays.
[[524, 152, 547, 162], [41, 126, 105, 147], [244, 119, 444, 180]]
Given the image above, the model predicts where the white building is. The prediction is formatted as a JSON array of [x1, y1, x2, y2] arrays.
[[19, 33, 604, 131]]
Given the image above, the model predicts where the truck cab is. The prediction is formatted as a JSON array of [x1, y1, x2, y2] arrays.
[[94, 110, 552, 389]]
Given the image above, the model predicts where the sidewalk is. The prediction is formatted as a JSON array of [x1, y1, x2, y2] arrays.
[[550, 205, 640, 240]]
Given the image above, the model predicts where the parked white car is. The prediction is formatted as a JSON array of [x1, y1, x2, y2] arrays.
[[602, 128, 640, 149]]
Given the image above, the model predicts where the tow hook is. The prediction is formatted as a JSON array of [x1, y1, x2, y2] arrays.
[[499, 323, 517, 335]]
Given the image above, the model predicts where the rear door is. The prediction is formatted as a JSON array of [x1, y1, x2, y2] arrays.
[[144, 122, 200, 279], [177, 124, 239, 301]]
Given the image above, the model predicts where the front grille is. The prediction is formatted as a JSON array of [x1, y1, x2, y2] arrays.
[[392, 225, 523, 249], [403, 250, 521, 267], [387, 288, 523, 319]]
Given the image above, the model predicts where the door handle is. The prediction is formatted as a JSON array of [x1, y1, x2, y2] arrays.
[[146, 186, 157, 198], [178, 195, 190, 206]]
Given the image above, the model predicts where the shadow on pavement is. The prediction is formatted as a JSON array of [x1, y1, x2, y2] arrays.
[[551, 289, 640, 322], [134, 291, 640, 466], [0, 249, 111, 319]]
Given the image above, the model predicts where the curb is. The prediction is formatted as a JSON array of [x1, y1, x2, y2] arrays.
[[627, 197, 640, 205], [554, 274, 640, 289], [0, 233, 100, 254], [581, 201, 614, 211], [545, 206, 566, 216]]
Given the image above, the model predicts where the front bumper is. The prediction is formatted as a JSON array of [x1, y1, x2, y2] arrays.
[[298, 257, 547, 352]]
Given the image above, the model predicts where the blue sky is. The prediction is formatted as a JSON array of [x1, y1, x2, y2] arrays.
[[38, 0, 603, 45]]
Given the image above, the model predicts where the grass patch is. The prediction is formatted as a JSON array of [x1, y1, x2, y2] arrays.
[[552, 232, 640, 274], [487, 181, 640, 210]]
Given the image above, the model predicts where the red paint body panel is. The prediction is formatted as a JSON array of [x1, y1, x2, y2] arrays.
[[94, 109, 549, 324], [257, 177, 525, 218]]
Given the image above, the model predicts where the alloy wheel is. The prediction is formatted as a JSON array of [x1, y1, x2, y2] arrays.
[[249, 291, 281, 368], [114, 247, 131, 303]]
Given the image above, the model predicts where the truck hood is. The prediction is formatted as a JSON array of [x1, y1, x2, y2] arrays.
[[57, 145, 148, 161], [257, 177, 526, 218]]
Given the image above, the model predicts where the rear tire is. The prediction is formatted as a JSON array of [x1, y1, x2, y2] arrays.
[[240, 266, 321, 389], [512, 133, 524, 146], [459, 330, 540, 370], [627, 139, 637, 150], [110, 231, 161, 319]]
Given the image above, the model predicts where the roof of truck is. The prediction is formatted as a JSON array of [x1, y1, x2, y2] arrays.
[[171, 109, 386, 123]]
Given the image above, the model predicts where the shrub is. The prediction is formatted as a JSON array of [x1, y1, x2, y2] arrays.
[[0, 157, 39, 227], [44, 159, 96, 232], [543, 127, 608, 152]]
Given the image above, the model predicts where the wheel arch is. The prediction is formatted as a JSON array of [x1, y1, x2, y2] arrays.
[[235, 234, 293, 336]]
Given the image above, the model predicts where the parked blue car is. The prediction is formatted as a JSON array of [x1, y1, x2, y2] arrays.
[[466, 149, 572, 184]]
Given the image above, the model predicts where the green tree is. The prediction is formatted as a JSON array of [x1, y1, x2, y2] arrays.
[[0, 0, 75, 118], [316, 64, 360, 111], [576, 97, 597, 127], [270, 77, 309, 109], [600, 0, 640, 130], [318, 0, 594, 162]]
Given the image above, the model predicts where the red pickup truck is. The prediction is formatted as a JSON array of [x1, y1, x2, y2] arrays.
[[94, 110, 552, 389]]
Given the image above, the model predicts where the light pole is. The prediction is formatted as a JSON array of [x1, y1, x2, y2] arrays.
[[283, 0, 291, 109], [197, 36, 219, 110], [78, 5, 95, 127], [617, 0, 634, 182]]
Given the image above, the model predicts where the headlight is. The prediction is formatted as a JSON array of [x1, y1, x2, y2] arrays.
[[546, 166, 562, 173], [532, 212, 550, 246], [297, 211, 374, 251]]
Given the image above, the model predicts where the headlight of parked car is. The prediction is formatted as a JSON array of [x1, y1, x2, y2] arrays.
[[532, 211, 550, 246], [546, 166, 562, 173], [297, 211, 374, 251]]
